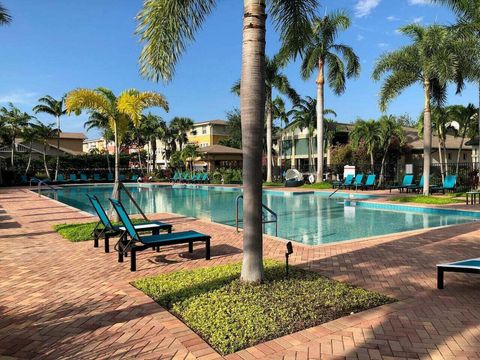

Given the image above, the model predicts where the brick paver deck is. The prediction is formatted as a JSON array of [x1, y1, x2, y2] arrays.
[[1, 187, 480, 359]]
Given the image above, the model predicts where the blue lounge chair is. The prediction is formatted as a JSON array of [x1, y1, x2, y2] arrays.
[[170, 172, 180, 182], [196, 173, 209, 184], [388, 174, 414, 193], [107, 173, 114, 181], [345, 174, 364, 190], [80, 173, 89, 182], [437, 258, 480, 289], [361, 174, 376, 190], [87, 195, 172, 253], [131, 174, 139, 182], [56, 174, 65, 183], [333, 174, 354, 189], [93, 173, 104, 182], [431, 175, 457, 194], [69, 173, 78, 182], [406, 175, 428, 193], [20, 175, 29, 184], [119, 174, 126, 182], [110, 198, 211, 271]]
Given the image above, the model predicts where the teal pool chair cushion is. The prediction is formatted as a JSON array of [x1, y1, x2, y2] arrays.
[[437, 258, 480, 289], [109, 198, 211, 271], [362, 174, 376, 189], [388, 174, 414, 192]]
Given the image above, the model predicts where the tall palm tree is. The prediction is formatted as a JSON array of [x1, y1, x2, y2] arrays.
[[0, 2, 11, 25], [33, 95, 67, 180], [84, 112, 113, 173], [288, 11, 360, 183], [232, 56, 299, 182], [136, 0, 319, 283], [30, 121, 57, 179], [377, 115, 405, 186], [350, 119, 381, 172], [0, 103, 34, 168], [65, 87, 168, 201], [373, 24, 460, 195], [141, 113, 167, 172], [272, 96, 290, 167], [170, 117, 194, 151], [323, 117, 337, 167], [22, 125, 39, 175]]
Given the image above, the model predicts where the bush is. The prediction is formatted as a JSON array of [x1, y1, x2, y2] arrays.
[[134, 260, 393, 355]]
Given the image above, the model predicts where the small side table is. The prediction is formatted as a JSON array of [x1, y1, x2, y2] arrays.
[[466, 191, 480, 205]]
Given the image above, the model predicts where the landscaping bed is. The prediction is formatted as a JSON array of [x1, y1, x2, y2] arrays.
[[134, 260, 393, 355], [391, 195, 464, 205]]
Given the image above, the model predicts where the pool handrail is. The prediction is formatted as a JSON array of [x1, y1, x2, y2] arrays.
[[235, 194, 277, 236]]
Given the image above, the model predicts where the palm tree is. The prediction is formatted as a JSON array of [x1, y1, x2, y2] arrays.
[[350, 119, 381, 172], [30, 121, 57, 179], [33, 95, 67, 181], [377, 115, 405, 186], [372, 24, 461, 195], [181, 144, 200, 171], [141, 113, 167, 172], [65, 88, 168, 201], [0, 2, 11, 25], [22, 125, 39, 175], [232, 56, 299, 182], [170, 117, 194, 151], [272, 97, 290, 168], [84, 112, 113, 173], [136, 0, 319, 283], [0, 103, 34, 168], [288, 11, 360, 183], [323, 118, 337, 167]]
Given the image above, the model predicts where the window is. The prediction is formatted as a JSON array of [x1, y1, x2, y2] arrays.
[[448, 153, 451, 160], [202, 126, 207, 135], [463, 153, 466, 160]]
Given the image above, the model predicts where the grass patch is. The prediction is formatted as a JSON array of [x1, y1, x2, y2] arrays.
[[134, 260, 393, 355], [263, 182, 284, 187], [301, 182, 333, 190], [54, 218, 147, 242], [391, 195, 464, 205]]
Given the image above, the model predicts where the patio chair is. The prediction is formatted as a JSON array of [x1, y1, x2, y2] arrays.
[[131, 174, 139, 182], [170, 172, 180, 182], [333, 174, 353, 189], [388, 174, 414, 193], [180, 173, 191, 183], [93, 173, 104, 182], [190, 173, 202, 183], [107, 173, 114, 181], [437, 258, 480, 289], [69, 173, 78, 182], [431, 175, 457, 194], [55, 174, 66, 183], [361, 174, 376, 190], [87, 194, 172, 253], [20, 175, 29, 184], [196, 173, 209, 184], [110, 198, 211, 271], [119, 174, 126, 182], [80, 173, 89, 182], [345, 174, 364, 190], [405, 175, 426, 193]]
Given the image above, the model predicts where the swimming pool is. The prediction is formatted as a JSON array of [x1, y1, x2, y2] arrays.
[[41, 184, 480, 246]]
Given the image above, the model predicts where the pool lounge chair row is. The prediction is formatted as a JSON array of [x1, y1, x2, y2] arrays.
[[388, 174, 457, 193], [87, 194, 211, 271], [333, 174, 376, 190], [171, 172, 209, 184], [24, 173, 141, 184]]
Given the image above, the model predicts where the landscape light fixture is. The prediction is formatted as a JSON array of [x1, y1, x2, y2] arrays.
[[285, 241, 293, 277]]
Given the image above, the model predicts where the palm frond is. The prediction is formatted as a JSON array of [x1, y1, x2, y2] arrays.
[[65, 89, 112, 117], [0, 2, 11, 25]]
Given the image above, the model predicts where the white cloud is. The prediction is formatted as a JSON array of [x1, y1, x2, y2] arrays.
[[0, 90, 38, 104], [386, 15, 400, 21], [357, 34, 365, 41], [408, 0, 432, 4], [413, 16, 424, 23], [378, 42, 389, 48], [355, 0, 381, 18]]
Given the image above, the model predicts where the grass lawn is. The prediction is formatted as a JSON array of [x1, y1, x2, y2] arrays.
[[53, 218, 147, 242], [262, 182, 284, 187], [301, 182, 333, 190], [134, 260, 393, 355], [391, 195, 464, 205]]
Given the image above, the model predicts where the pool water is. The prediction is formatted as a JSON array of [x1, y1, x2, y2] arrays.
[[43, 184, 480, 246]]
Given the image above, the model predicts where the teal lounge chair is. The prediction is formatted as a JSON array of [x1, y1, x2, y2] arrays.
[[170, 172, 180, 182], [196, 173, 208, 184], [388, 174, 414, 193], [191, 173, 202, 183], [361, 174, 376, 190], [87, 195, 172, 253], [345, 174, 364, 190], [80, 173, 89, 182], [110, 198, 211, 271], [406, 175, 428, 193], [20, 175, 29, 184], [119, 174, 126, 182], [437, 258, 480, 289], [107, 173, 114, 181], [180, 173, 190, 183], [93, 173, 104, 182], [69, 173, 78, 182], [131, 174, 139, 182], [431, 175, 457, 194], [333, 174, 353, 189], [56, 174, 65, 183]]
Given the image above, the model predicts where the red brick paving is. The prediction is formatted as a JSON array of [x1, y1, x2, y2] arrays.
[[1, 187, 480, 359]]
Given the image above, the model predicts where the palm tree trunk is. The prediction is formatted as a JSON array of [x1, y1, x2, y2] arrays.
[[437, 131, 444, 182], [104, 135, 111, 174], [266, 96, 273, 182], [456, 132, 465, 175], [43, 144, 50, 179], [370, 151, 374, 172], [113, 121, 120, 199], [239, 0, 266, 284], [423, 80, 432, 195], [442, 139, 448, 176], [316, 61, 325, 183], [55, 115, 60, 181], [151, 139, 157, 171], [11, 137, 15, 168], [326, 140, 332, 168], [25, 141, 33, 176], [379, 145, 389, 187], [291, 131, 296, 168]]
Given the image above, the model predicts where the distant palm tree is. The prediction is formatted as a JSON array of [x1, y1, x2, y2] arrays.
[[30, 121, 57, 179], [170, 117, 194, 151], [0, 2, 11, 25], [350, 119, 381, 172], [377, 115, 405, 186], [373, 24, 461, 195], [272, 97, 290, 168], [141, 113, 166, 172], [181, 144, 200, 172], [286, 11, 360, 183], [22, 125, 39, 175], [323, 117, 337, 167], [66, 87, 168, 200], [33, 95, 66, 180], [0, 103, 34, 167], [84, 112, 113, 173]]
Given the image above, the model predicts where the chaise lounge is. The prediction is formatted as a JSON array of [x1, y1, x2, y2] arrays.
[[388, 174, 414, 193], [437, 258, 480, 289], [110, 198, 211, 271]]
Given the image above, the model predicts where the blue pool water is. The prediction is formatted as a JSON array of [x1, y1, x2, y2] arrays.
[[43, 184, 480, 246]]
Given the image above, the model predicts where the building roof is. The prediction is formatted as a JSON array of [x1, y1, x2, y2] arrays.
[[193, 119, 227, 126], [404, 127, 470, 151], [59, 132, 86, 139], [198, 145, 243, 155]]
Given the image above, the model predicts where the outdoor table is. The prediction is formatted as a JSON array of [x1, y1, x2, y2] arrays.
[[466, 191, 480, 205]]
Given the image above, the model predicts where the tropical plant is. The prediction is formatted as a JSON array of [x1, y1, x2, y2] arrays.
[[219, 109, 242, 150], [372, 24, 461, 195], [136, 0, 319, 283], [21, 125, 39, 175], [30, 121, 57, 179], [287, 10, 360, 183], [84, 112, 114, 173], [272, 97, 290, 167], [33, 95, 67, 180], [0, 103, 35, 167], [323, 118, 337, 167], [141, 113, 167, 172], [377, 115, 405, 186], [170, 117, 194, 151], [0, 2, 11, 25], [180, 144, 200, 171], [65, 87, 168, 201], [349, 119, 381, 172], [232, 56, 299, 182]]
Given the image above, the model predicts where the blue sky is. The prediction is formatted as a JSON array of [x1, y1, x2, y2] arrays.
[[0, 0, 476, 139]]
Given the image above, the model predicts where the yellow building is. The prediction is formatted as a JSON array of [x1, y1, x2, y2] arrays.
[[187, 120, 228, 147], [83, 138, 107, 153]]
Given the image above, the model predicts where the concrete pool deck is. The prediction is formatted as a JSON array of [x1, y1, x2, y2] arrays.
[[1, 186, 480, 359]]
